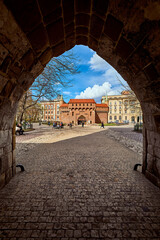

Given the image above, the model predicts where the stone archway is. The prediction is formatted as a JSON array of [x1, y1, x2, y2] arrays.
[[78, 115, 86, 125], [0, 0, 160, 188]]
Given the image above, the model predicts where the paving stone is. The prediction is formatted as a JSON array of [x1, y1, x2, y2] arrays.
[[0, 126, 160, 239]]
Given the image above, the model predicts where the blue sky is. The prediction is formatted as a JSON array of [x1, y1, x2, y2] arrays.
[[58, 45, 127, 103]]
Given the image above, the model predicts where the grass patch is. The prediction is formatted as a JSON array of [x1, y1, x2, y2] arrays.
[[99, 123, 117, 126]]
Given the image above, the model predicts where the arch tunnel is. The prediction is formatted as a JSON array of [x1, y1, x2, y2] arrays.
[[0, 0, 160, 188]]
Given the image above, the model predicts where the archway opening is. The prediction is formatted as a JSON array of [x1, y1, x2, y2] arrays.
[[78, 115, 86, 125]]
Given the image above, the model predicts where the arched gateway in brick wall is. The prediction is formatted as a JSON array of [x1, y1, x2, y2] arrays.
[[0, 0, 160, 188]]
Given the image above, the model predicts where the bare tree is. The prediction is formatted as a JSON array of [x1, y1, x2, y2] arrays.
[[17, 51, 79, 123]]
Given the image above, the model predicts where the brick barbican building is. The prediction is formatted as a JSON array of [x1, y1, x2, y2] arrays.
[[60, 99, 109, 125]]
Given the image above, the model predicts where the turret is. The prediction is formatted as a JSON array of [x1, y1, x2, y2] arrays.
[[59, 95, 64, 106]]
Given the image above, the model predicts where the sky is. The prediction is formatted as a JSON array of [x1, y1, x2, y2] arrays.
[[53, 45, 127, 103]]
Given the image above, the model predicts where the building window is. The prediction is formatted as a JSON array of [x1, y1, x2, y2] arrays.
[[114, 101, 117, 105], [51, 105, 53, 109], [48, 116, 50, 119], [76, 104, 77, 106], [110, 116, 112, 120], [119, 111, 121, 114], [114, 109, 117, 112], [130, 101, 135, 105], [51, 111, 53, 114], [125, 110, 127, 113], [90, 121, 92, 124], [45, 105, 47, 109], [83, 103, 85, 106], [114, 116, 117, 120], [72, 104, 74, 106], [51, 116, 53, 119], [110, 111, 112, 114], [119, 106, 121, 109], [72, 112, 74, 116], [119, 116, 121, 120], [57, 111, 59, 114], [48, 111, 50, 114], [119, 101, 121, 105], [79, 104, 81, 106], [57, 116, 59, 120], [131, 110, 135, 113], [125, 116, 127, 120], [110, 106, 112, 109], [87, 103, 88, 106], [90, 112, 92, 116], [46, 111, 47, 114], [48, 105, 50, 109], [72, 121, 74, 124], [131, 116, 135, 122]]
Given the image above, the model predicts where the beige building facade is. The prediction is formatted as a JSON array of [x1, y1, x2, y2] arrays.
[[102, 91, 143, 124], [40, 96, 61, 122]]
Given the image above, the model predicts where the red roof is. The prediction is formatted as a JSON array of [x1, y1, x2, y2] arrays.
[[96, 104, 108, 108], [60, 104, 68, 108], [121, 90, 130, 95], [69, 99, 96, 103]]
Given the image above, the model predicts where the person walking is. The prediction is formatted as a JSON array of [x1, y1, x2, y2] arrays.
[[101, 122, 104, 128]]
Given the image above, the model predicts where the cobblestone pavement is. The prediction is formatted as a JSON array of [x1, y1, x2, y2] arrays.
[[0, 129, 160, 239], [106, 127, 143, 156], [108, 127, 143, 143]]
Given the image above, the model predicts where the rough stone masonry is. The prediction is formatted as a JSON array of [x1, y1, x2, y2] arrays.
[[0, 0, 160, 188]]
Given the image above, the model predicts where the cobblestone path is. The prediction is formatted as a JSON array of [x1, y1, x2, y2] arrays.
[[0, 130, 160, 239], [108, 127, 143, 143]]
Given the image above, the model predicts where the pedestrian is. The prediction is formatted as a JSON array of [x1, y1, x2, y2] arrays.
[[82, 122, 84, 127], [101, 122, 104, 128]]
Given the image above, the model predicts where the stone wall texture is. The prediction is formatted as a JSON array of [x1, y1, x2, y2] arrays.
[[0, 0, 160, 188]]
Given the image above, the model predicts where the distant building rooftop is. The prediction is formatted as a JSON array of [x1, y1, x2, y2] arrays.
[[69, 99, 96, 103], [96, 104, 108, 108], [121, 90, 130, 95], [60, 104, 68, 107]]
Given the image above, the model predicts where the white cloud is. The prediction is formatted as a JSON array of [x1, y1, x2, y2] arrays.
[[75, 52, 129, 102], [88, 52, 127, 88], [89, 53, 109, 71], [63, 91, 71, 95], [75, 82, 118, 102]]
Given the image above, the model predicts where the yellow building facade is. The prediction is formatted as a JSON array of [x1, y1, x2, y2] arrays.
[[102, 91, 143, 124]]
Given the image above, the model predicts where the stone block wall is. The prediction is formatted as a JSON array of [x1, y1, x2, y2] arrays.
[[0, 128, 16, 188], [142, 111, 160, 187], [0, 0, 160, 188]]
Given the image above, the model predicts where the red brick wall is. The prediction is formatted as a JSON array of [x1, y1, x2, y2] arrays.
[[96, 112, 108, 124], [95, 106, 108, 124], [60, 103, 108, 125], [60, 108, 96, 125]]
